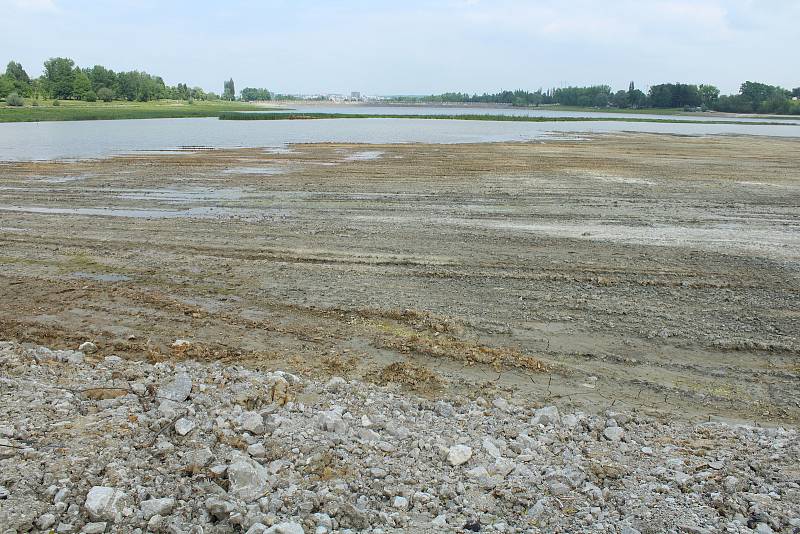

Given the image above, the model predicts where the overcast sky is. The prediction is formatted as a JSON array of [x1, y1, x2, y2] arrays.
[[1, 0, 797, 95]]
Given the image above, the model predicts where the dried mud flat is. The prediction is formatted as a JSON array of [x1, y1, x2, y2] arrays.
[[1, 133, 798, 425]]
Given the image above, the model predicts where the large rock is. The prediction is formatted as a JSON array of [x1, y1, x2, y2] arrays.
[[84, 486, 131, 523], [228, 453, 270, 502]]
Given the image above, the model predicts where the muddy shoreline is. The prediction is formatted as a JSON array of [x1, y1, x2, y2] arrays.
[[1, 133, 798, 426]]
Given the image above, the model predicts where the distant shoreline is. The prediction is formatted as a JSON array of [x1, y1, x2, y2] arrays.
[[1, 99, 796, 124], [219, 111, 798, 127], [263, 100, 797, 121]]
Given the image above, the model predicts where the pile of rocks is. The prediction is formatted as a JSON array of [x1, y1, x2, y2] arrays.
[[1, 341, 798, 533]]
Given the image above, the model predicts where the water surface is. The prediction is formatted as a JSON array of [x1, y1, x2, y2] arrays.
[[0, 106, 798, 162]]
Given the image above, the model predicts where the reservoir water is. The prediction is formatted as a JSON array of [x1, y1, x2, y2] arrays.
[[0, 106, 798, 161]]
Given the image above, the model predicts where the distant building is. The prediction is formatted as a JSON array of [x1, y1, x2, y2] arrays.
[[350, 91, 361, 100]]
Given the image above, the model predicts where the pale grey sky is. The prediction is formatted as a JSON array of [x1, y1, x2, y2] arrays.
[[1, 0, 797, 95]]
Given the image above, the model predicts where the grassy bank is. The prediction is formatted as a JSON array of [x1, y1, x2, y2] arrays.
[[0, 99, 271, 123], [218, 112, 798, 126]]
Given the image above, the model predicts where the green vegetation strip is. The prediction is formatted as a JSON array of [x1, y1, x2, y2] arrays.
[[0, 101, 272, 123], [219, 112, 798, 126]]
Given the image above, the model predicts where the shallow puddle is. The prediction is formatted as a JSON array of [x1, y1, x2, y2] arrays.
[[71, 271, 131, 282], [0, 205, 292, 219], [343, 150, 384, 161], [116, 187, 245, 202], [222, 166, 287, 175]]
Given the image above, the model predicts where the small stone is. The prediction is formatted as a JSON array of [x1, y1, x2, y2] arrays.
[[54, 487, 69, 504], [317, 409, 347, 434], [248, 443, 267, 457], [206, 496, 235, 518], [265, 522, 305, 534], [184, 446, 214, 469], [325, 376, 347, 391], [358, 428, 380, 442], [241, 411, 266, 434], [79, 341, 98, 353], [147, 515, 164, 531], [36, 514, 57, 530], [369, 467, 387, 478], [140, 497, 175, 520], [392, 496, 409, 509], [467, 466, 489, 479], [531, 406, 560, 426], [603, 427, 624, 442], [723, 475, 739, 493], [56, 523, 75, 534], [548, 481, 570, 496], [432, 514, 448, 527], [81, 523, 107, 534], [492, 397, 510, 411], [482, 437, 501, 459], [174, 417, 195, 436], [158, 371, 192, 402], [447, 444, 473, 466]]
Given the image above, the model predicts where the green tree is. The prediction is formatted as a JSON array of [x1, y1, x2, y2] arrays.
[[0, 75, 14, 98], [97, 87, 114, 102], [5, 61, 31, 96], [612, 90, 629, 108], [72, 69, 92, 100], [43, 57, 76, 99], [240, 87, 272, 101], [223, 78, 236, 100], [87, 65, 116, 92], [698, 84, 719, 109]]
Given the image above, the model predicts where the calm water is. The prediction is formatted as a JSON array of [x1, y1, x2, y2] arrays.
[[284, 104, 800, 123], [0, 106, 798, 161]]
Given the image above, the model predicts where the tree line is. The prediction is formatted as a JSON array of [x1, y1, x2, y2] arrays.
[[394, 81, 800, 115], [0, 57, 274, 105]]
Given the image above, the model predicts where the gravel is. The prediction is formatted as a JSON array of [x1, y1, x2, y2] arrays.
[[0, 341, 798, 533]]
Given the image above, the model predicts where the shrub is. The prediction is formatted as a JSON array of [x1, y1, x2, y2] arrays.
[[6, 92, 24, 106], [84, 90, 97, 102], [97, 87, 114, 102], [32, 99, 40, 107], [187, 96, 194, 104], [52, 99, 60, 106]]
